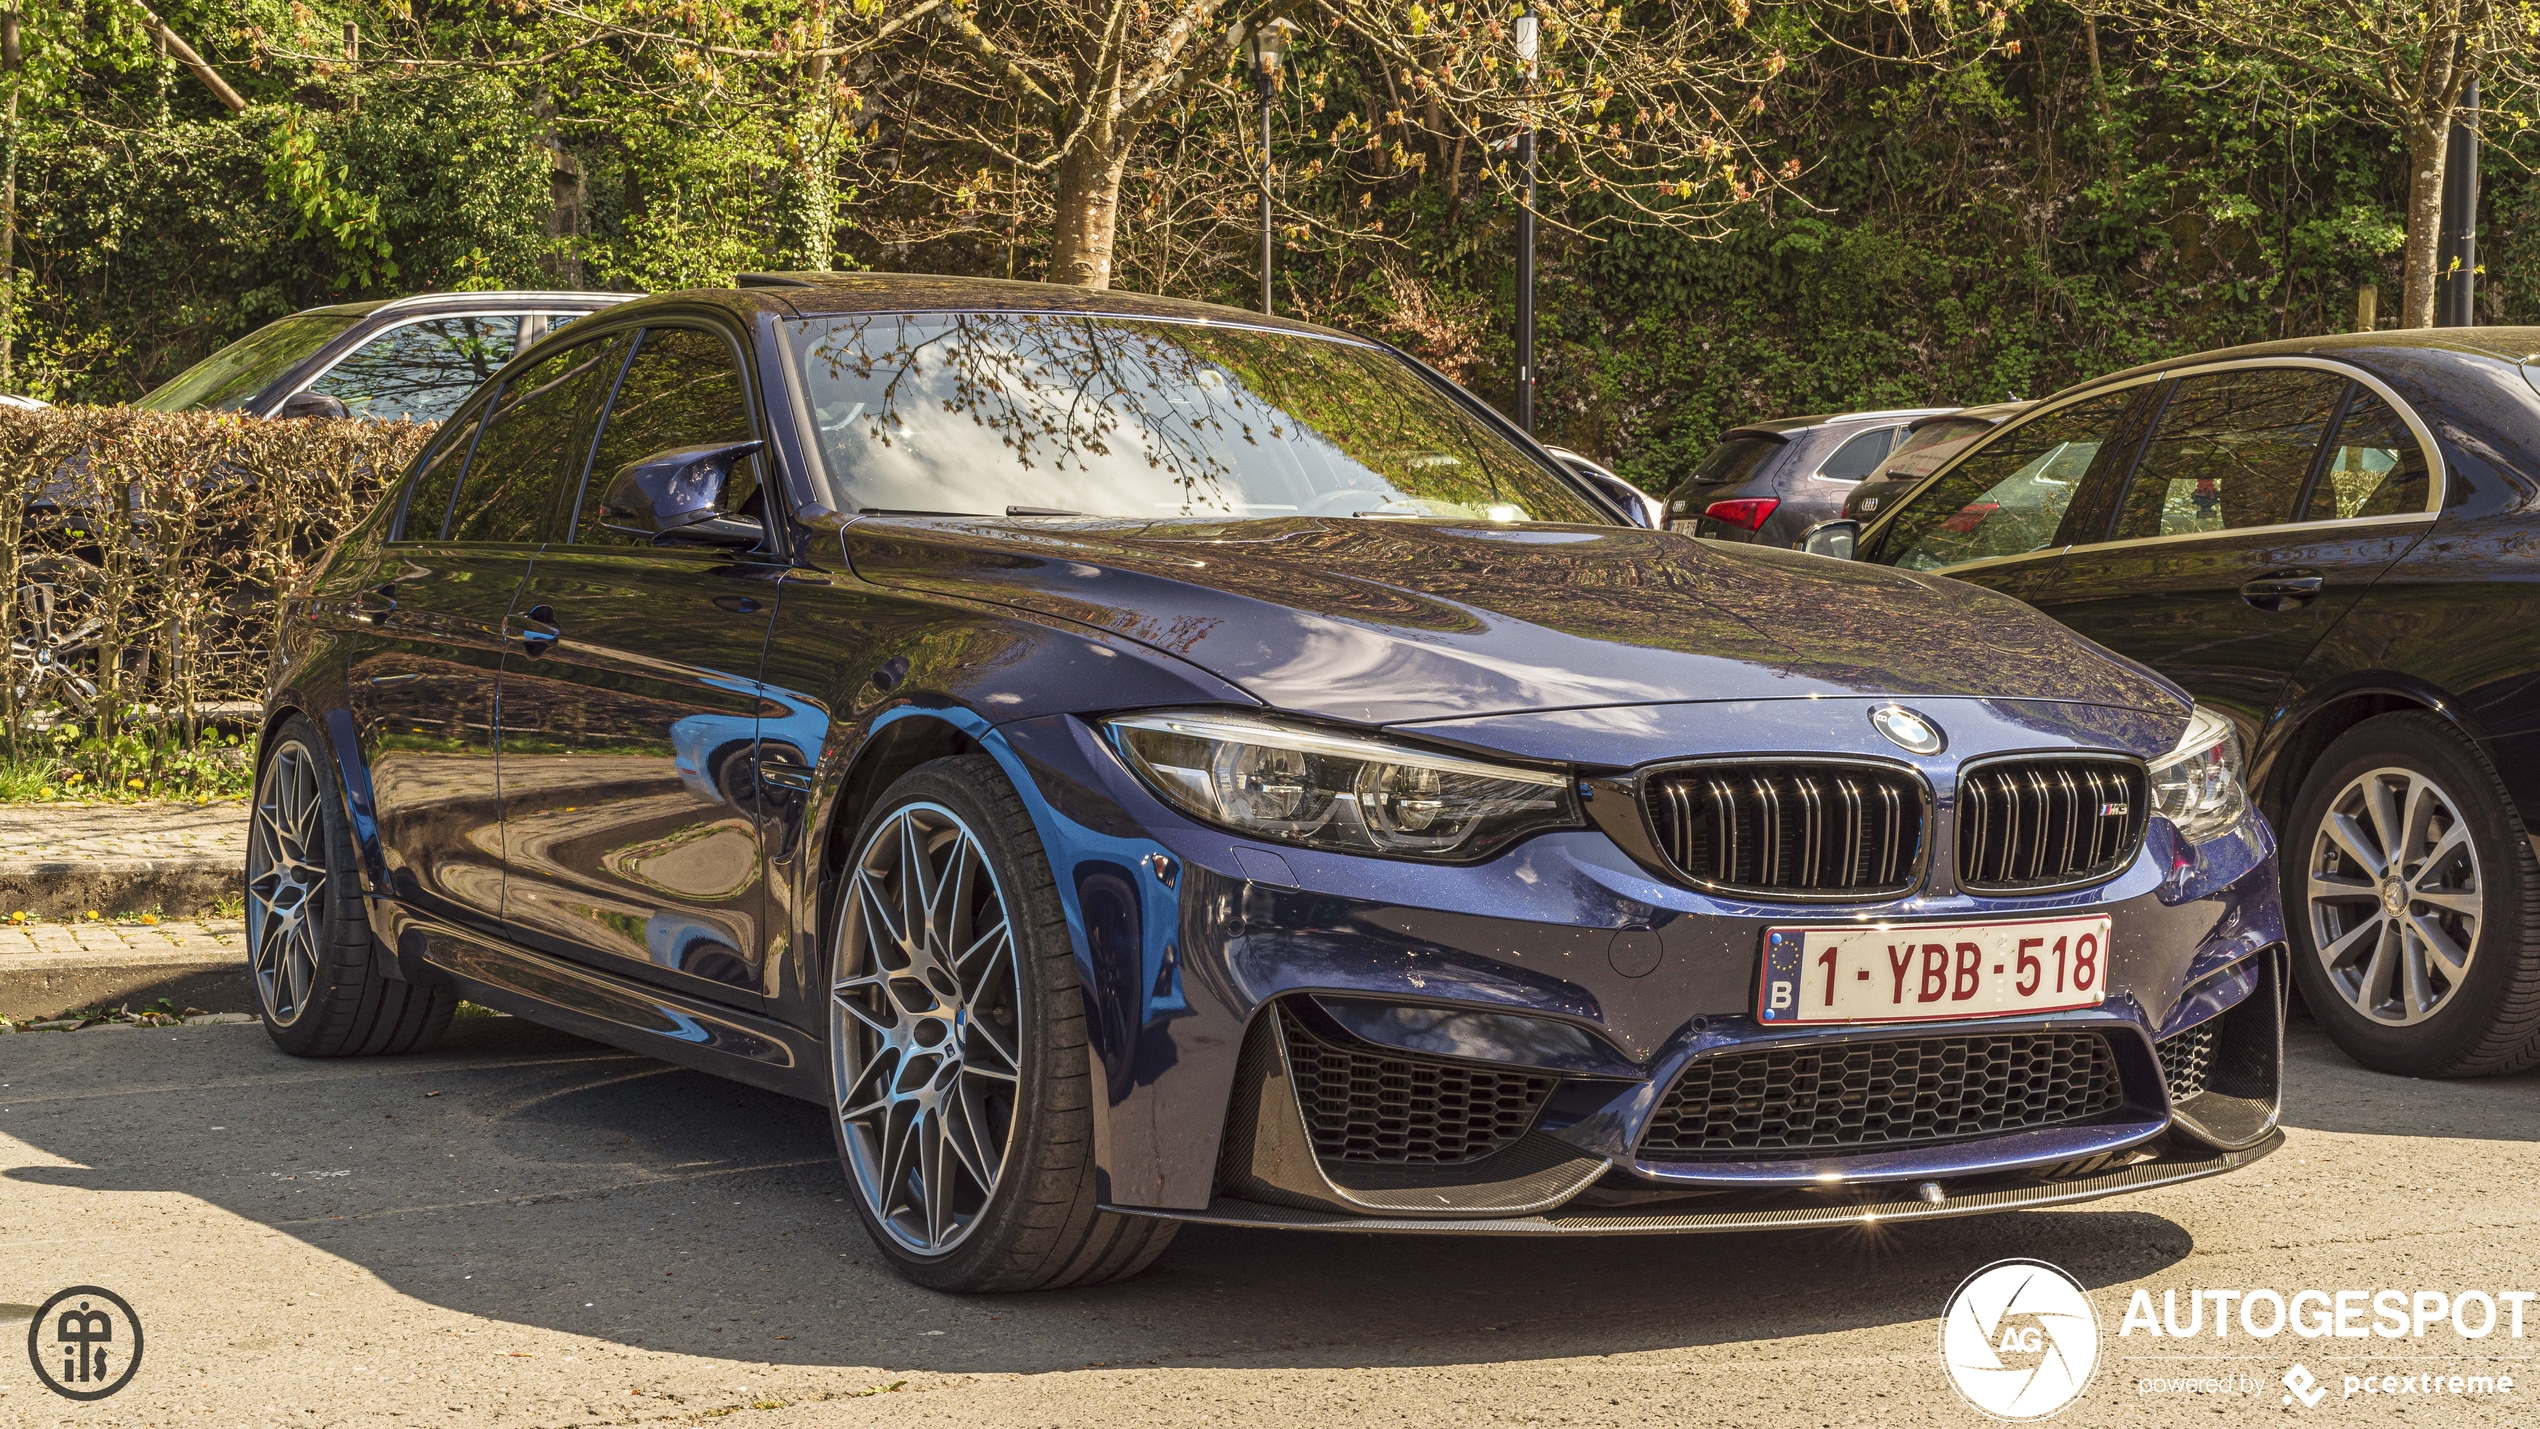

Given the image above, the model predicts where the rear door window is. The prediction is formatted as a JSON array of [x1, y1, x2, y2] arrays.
[[2113, 368, 2346, 540], [446, 337, 622, 546], [1816, 428, 1895, 482], [304, 316, 525, 424], [2301, 390, 2432, 521], [1874, 391, 2134, 571]]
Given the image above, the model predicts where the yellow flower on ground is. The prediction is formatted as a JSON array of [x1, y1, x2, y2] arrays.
[[9, 911, 25, 923], [37, 786, 52, 798], [127, 778, 146, 790], [84, 909, 100, 921], [142, 914, 160, 926]]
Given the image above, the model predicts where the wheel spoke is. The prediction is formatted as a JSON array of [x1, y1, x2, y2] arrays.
[[2399, 924, 2434, 1019], [940, 1092, 993, 1189], [832, 988, 896, 1041], [2397, 775, 2437, 872], [2409, 913, 2472, 980], [2410, 886, 2480, 917], [2364, 775, 2405, 870], [2415, 824, 2472, 883], [2307, 872, 2376, 901], [921, 1110, 954, 1249], [2325, 812, 2387, 879], [853, 871, 907, 964]]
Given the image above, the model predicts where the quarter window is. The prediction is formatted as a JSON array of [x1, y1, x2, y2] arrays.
[[2113, 369, 2345, 540], [571, 327, 761, 547], [1875, 390, 2133, 571], [446, 338, 620, 545], [2302, 391, 2430, 521]]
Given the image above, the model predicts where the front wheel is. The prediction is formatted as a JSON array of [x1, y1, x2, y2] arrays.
[[824, 753, 1176, 1291], [2285, 711, 2540, 1077]]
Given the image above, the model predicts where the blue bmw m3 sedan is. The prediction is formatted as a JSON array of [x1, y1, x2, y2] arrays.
[[251, 274, 2287, 1291]]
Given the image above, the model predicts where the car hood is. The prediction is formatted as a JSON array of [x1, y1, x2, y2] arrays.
[[841, 517, 2182, 726]]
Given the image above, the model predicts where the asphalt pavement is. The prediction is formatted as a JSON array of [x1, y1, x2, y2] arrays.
[[2, 1012, 2534, 1428]]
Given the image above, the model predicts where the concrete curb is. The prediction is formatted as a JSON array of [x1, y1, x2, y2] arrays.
[[0, 927, 252, 1022], [0, 856, 237, 919]]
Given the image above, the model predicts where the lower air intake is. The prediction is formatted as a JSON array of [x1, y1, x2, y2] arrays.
[[1639, 1031, 2125, 1160], [2156, 1021, 2218, 1103], [1278, 1005, 1553, 1165]]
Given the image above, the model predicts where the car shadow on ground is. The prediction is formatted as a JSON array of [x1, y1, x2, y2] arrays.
[[2273, 1016, 2540, 1141], [4, 1016, 2200, 1374]]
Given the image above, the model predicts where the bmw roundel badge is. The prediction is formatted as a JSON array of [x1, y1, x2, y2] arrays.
[[1869, 705, 1945, 755]]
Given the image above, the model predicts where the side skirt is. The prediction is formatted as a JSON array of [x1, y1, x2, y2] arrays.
[[409, 914, 829, 1105]]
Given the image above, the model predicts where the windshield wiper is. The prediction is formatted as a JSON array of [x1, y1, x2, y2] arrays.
[[855, 507, 991, 517], [1006, 506, 1086, 517]]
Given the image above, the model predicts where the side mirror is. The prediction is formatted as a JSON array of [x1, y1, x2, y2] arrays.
[[600, 440, 766, 547], [1798, 518, 1861, 560], [278, 390, 349, 421]]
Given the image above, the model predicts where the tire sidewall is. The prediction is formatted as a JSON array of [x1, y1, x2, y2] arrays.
[[2284, 713, 2531, 1076], [821, 755, 1085, 1289]]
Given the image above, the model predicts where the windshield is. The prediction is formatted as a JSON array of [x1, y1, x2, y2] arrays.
[[784, 313, 1607, 524], [1874, 417, 1995, 485], [135, 313, 361, 411]]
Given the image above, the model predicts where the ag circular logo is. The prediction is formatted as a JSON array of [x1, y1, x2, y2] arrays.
[[1939, 1259, 2099, 1420], [26, 1285, 144, 1401]]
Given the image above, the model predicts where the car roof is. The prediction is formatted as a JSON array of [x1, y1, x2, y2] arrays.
[[1907, 400, 2032, 430], [292, 290, 637, 321], [2066, 327, 2540, 397], [1719, 406, 1957, 439], [727, 272, 1361, 341]]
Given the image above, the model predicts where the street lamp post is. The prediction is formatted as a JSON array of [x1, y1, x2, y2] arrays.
[[1513, 11, 1538, 432], [1244, 18, 1296, 316]]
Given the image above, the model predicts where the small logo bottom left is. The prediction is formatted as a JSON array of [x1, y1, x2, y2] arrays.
[[26, 1285, 145, 1401]]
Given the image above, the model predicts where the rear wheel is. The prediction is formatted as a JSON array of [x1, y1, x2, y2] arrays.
[[2286, 711, 2540, 1077], [825, 754, 1177, 1292], [249, 715, 455, 1057]]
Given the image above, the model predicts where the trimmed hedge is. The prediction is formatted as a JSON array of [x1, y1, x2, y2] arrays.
[[0, 408, 434, 745]]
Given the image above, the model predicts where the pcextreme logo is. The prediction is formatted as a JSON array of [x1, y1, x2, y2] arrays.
[[1940, 1259, 2101, 1421]]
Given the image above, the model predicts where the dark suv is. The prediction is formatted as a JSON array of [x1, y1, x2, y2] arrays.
[[1662, 408, 1951, 547], [1814, 331, 2540, 1079], [136, 290, 631, 424]]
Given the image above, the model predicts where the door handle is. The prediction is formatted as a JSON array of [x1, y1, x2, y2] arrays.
[[517, 603, 561, 654], [2240, 572, 2324, 611]]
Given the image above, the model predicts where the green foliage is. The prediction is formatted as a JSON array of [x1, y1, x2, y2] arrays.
[[263, 112, 398, 289]]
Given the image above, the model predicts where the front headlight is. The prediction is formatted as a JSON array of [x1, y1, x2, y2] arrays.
[[2147, 703, 2248, 843], [1104, 711, 1581, 860]]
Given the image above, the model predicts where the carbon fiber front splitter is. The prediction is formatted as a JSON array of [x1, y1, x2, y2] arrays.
[[1109, 1129, 2282, 1235]]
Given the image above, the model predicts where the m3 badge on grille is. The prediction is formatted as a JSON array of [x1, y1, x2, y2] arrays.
[[1869, 704, 1945, 755]]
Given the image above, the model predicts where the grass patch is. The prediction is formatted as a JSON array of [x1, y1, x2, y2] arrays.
[[454, 1001, 506, 1019], [0, 722, 253, 804]]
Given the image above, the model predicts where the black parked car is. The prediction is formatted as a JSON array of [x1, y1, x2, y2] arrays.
[[138, 289, 631, 423], [1838, 402, 2033, 526], [1808, 331, 2540, 1078], [251, 275, 2285, 1292], [1662, 407, 1951, 547]]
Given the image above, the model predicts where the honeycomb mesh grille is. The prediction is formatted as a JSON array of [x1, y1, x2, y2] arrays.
[[1278, 1006, 1554, 1165], [2156, 1021, 2218, 1104], [1643, 762, 1923, 897], [1956, 757, 2149, 892], [1639, 1031, 2125, 1160]]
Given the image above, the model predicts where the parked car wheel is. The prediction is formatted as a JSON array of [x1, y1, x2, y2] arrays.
[[2286, 711, 2540, 1077], [249, 715, 456, 1056], [826, 754, 1177, 1291]]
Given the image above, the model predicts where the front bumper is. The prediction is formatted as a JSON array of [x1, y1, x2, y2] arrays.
[[992, 701, 2286, 1229]]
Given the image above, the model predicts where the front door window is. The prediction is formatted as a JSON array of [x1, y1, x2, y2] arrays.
[[1874, 390, 2135, 571]]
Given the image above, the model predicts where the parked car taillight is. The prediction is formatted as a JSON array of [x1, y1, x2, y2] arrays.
[[1703, 497, 1779, 531]]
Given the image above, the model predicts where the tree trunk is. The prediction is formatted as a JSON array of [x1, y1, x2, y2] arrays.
[[2400, 116, 2449, 329], [1047, 136, 1129, 288]]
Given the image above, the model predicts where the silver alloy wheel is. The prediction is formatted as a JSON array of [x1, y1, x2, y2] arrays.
[[2307, 765, 2484, 1026], [829, 801, 1024, 1256], [247, 742, 329, 1026], [8, 580, 105, 714]]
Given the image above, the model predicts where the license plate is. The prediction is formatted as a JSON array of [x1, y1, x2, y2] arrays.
[[1756, 916, 2112, 1025]]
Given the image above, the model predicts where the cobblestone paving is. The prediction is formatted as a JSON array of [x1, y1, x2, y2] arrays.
[[0, 799, 250, 863], [0, 917, 245, 958]]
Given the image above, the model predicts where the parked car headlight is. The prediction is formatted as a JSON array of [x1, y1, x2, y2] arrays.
[[2147, 703, 2248, 843], [1104, 711, 1581, 860]]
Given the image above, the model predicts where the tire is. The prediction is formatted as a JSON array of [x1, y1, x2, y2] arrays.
[[823, 753, 1178, 1292], [248, 714, 455, 1058], [2284, 711, 2540, 1077]]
